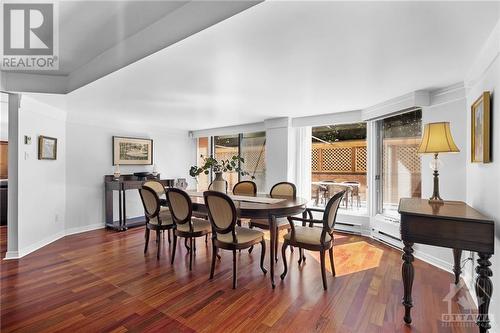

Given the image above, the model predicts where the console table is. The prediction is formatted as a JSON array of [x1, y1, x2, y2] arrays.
[[398, 198, 494, 333], [104, 174, 174, 231]]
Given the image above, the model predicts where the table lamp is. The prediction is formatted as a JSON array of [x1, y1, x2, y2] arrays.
[[417, 122, 460, 203]]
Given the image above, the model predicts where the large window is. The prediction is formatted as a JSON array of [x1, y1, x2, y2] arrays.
[[311, 123, 367, 215], [196, 132, 266, 192], [378, 109, 422, 216]]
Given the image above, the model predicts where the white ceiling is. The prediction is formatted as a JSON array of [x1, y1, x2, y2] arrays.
[[1, 0, 261, 92], [64, 2, 500, 130]]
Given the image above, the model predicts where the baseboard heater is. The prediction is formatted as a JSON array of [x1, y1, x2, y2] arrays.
[[372, 229, 403, 250]]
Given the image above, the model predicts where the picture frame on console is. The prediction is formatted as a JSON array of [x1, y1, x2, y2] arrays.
[[471, 91, 491, 163], [113, 136, 153, 165]]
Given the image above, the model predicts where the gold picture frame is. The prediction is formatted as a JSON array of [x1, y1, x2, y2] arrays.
[[38, 135, 57, 160], [113, 136, 153, 165], [471, 91, 491, 163]]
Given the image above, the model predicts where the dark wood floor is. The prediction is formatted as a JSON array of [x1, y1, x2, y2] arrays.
[[1, 226, 476, 332]]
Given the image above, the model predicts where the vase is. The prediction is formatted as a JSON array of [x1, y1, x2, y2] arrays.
[[211, 172, 227, 193]]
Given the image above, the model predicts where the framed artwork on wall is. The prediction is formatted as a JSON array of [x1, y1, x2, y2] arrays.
[[113, 136, 153, 165], [38, 136, 57, 160], [471, 91, 491, 163]]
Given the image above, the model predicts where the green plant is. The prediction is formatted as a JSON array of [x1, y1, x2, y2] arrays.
[[189, 155, 254, 179]]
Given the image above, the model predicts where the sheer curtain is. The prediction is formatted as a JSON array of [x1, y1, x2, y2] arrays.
[[293, 126, 312, 201]]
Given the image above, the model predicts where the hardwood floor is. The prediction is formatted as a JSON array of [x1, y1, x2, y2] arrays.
[[1, 227, 477, 332]]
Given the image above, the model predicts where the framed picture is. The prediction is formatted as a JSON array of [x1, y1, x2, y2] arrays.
[[113, 136, 153, 165], [471, 91, 491, 163], [38, 136, 57, 160]]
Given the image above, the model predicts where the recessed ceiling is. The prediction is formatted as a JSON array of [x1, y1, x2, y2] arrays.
[[51, 2, 500, 129]]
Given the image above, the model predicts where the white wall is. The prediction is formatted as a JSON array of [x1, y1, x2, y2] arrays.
[[16, 95, 67, 256], [65, 120, 195, 232], [464, 18, 500, 331], [413, 87, 469, 269]]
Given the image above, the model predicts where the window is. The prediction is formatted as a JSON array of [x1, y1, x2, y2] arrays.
[[196, 132, 266, 192], [378, 109, 422, 216], [196, 137, 211, 191], [311, 123, 367, 215], [240, 132, 266, 190], [214, 135, 240, 191]]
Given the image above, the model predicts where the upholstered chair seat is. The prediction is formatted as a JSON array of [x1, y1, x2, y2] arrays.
[[216, 226, 264, 244], [175, 218, 211, 233], [147, 207, 173, 225], [283, 226, 331, 245]]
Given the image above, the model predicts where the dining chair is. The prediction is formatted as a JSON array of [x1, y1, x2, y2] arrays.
[[232, 180, 257, 196], [138, 186, 175, 260], [204, 191, 267, 289], [343, 181, 361, 208], [143, 180, 167, 206], [166, 188, 212, 270], [248, 182, 296, 261], [280, 190, 345, 290], [143, 180, 172, 241]]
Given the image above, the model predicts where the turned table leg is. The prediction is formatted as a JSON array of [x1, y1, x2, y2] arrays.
[[269, 215, 277, 289], [402, 241, 414, 324], [453, 249, 462, 285], [476, 252, 493, 333]]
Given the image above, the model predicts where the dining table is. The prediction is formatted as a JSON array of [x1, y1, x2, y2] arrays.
[[187, 191, 308, 288]]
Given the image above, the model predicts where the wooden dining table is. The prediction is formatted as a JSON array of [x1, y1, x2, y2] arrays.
[[187, 191, 308, 288]]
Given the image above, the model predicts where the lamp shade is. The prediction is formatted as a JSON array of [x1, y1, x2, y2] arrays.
[[418, 122, 460, 154]]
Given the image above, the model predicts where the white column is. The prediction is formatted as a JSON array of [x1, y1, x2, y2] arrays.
[[264, 117, 293, 191], [6, 93, 20, 259]]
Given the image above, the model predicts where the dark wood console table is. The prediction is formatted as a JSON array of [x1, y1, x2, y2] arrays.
[[398, 198, 494, 333], [104, 174, 174, 231]]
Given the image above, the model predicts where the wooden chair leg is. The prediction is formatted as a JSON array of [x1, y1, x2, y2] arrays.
[[280, 241, 288, 280], [185, 238, 190, 252], [320, 249, 327, 290], [189, 238, 193, 271], [298, 248, 304, 264], [260, 240, 267, 274], [329, 247, 336, 276], [210, 244, 217, 279], [232, 249, 237, 289], [167, 229, 171, 244], [171, 234, 177, 264], [156, 230, 161, 260], [144, 227, 150, 254], [205, 234, 208, 243]]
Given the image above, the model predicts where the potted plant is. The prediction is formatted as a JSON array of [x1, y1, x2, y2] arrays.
[[189, 155, 254, 193]]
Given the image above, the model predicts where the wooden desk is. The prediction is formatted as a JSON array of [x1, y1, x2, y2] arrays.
[[104, 175, 174, 231], [398, 198, 495, 333]]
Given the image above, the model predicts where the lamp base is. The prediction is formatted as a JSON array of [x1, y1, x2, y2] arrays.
[[429, 154, 444, 204]]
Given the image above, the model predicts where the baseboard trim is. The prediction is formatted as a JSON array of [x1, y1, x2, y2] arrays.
[[3, 223, 105, 260], [413, 248, 453, 274], [65, 223, 104, 236]]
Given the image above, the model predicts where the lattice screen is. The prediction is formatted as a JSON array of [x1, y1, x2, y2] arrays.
[[322, 147, 352, 172], [397, 146, 421, 173], [355, 146, 367, 172], [311, 148, 320, 171]]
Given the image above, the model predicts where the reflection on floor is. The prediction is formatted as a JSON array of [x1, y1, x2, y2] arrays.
[[1, 227, 477, 332]]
